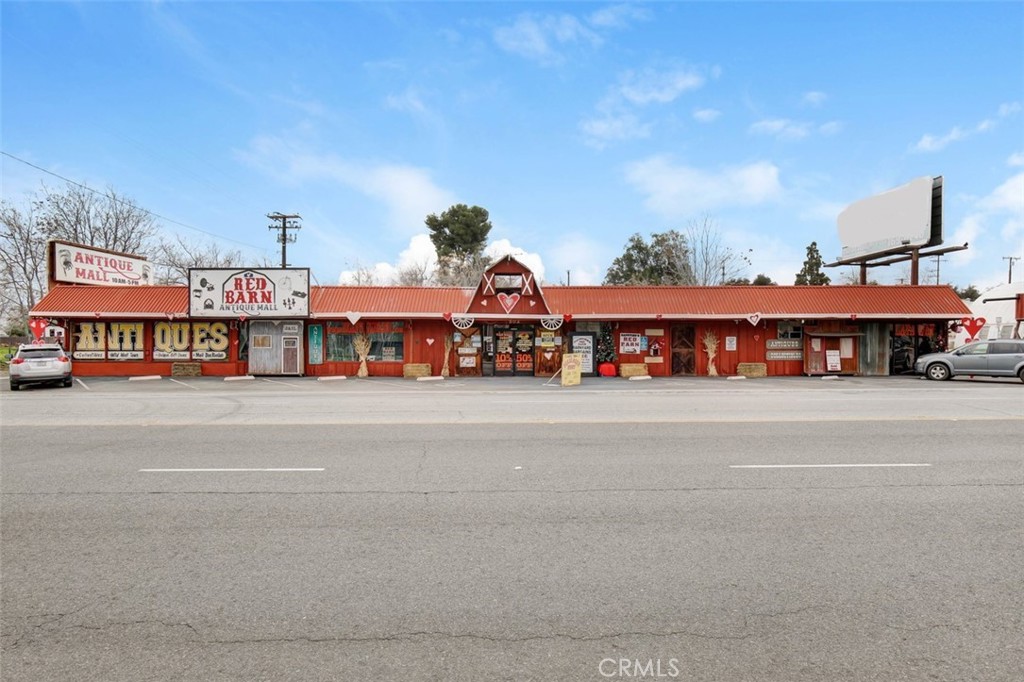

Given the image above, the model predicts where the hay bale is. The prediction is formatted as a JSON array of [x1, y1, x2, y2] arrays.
[[736, 362, 767, 378], [171, 362, 202, 377], [619, 363, 649, 378], [403, 363, 432, 378]]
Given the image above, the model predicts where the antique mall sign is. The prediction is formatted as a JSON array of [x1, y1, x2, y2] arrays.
[[188, 268, 310, 318]]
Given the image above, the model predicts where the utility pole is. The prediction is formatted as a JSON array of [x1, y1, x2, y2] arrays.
[[267, 213, 301, 268], [1004, 255, 1021, 284], [933, 255, 946, 285]]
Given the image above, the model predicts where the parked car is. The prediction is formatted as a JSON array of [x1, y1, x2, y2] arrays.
[[914, 340, 1024, 382], [7, 343, 73, 390]]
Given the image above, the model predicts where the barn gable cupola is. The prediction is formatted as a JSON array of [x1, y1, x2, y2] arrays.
[[465, 255, 551, 318]]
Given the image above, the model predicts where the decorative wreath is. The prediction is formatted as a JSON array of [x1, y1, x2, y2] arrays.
[[452, 316, 475, 330], [540, 316, 564, 331]]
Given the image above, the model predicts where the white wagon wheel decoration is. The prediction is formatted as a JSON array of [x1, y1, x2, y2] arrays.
[[540, 316, 564, 331], [452, 316, 475, 330]]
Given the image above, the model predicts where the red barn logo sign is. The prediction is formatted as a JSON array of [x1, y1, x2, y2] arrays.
[[189, 268, 310, 318]]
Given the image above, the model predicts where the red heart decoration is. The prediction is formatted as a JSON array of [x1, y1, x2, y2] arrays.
[[563, 313, 573, 322], [497, 292, 520, 314], [961, 316, 985, 339], [442, 312, 452, 321]]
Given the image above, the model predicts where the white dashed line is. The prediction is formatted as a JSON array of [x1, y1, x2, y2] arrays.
[[730, 463, 932, 469]]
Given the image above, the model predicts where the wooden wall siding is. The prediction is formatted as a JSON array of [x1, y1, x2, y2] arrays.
[[614, 322, 670, 377]]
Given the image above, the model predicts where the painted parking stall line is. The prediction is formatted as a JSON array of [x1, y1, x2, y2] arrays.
[[730, 463, 932, 469], [139, 468, 325, 472]]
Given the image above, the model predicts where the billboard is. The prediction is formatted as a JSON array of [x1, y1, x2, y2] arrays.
[[50, 241, 153, 286], [189, 268, 310, 318], [837, 176, 943, 260]]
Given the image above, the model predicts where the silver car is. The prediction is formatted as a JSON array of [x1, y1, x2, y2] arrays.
[[914, 340, 1024, 382], [8, 343, 73, 390]]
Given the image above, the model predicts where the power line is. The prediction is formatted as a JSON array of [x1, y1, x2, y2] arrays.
[[1, 150, 268, 252]]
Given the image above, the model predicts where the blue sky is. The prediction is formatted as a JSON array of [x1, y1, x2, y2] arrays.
[[3, 1, 1022, 290]]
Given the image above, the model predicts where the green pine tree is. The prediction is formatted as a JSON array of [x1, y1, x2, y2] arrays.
[[795, 242, 831, 285]]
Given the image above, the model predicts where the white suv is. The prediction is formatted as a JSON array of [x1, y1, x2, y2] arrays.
[[8, 343, 73, 391]]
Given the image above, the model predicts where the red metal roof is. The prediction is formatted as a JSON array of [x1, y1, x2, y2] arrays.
[[543, 285, 971, 319], [311, 286, 473, 317], [32, 285, 188, 318], [32, 283, 970, 320]]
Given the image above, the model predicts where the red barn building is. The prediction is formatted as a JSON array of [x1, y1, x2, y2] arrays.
[[30, 256, 970, 379]]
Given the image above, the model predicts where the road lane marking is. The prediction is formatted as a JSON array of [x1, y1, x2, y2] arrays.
[[139, 468, 325, 472], [730, 463, 932, 469], [168, 379, 198, 390], [261, 378, 300, 387]]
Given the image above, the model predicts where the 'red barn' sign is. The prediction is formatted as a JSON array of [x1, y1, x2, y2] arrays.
[[188, 268, 310, 318]]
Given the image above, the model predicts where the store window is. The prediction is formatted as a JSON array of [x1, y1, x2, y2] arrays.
[[778, 322, 803, 339], [368, 332, 403, 362], [326, 332, 404, 362], [327, 332, 357, 362], [252, 335, 272, 349]]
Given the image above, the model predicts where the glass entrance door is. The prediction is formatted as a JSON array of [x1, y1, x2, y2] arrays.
[[494, 326, 535, 376]]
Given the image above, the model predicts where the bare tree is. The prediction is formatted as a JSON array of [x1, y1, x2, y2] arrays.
[[684, 216, 751, 285], [394, 261, 435, 286], [340, 262, 381, 286], [434, 253, 491, 287], [153, 235, 250, 285], [38, 183, 158, 254], [0, 199, 50, 332]]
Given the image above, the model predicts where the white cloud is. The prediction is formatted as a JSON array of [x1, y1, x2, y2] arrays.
[[546, 233, 608, 284], [625, 156, 783, 218], [1008, 151, 1024, 167], [384, 87, 428, 115], [615, 67, 706, 105], [580, 112, 651, 147], [238, 133, 455, 235], [484, 239, 546, 282], [337, 234, 548, 286], [980, 172, 1024, 215], [693, 108, 721, 123], [749, 118, 812, 140], [493, 13, 600, 65], [582, 65, 715, 146], [588, 4, 652, 28], [998, 102, 1022, 117], [912, 102, 1021, 153], [801, 91, 827, 107], [338, 233, 439, 285], [950, 173, 1024, 268], [912, 126, 967, 153], [818, 121, 843, 135]]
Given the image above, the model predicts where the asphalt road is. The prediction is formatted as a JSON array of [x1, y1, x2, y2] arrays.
[[2, 376, 1022, 681]]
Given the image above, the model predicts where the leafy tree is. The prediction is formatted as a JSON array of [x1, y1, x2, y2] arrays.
[[604, 230, 695, 285], [723, 277, 750, 285], [752, 273, 776, 285], [605, 218, 753, 286], [425, 204, 491, 259], [952, 284, 980, 301], [795, 241, 831, 285], [426, 204, 492, 286]]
